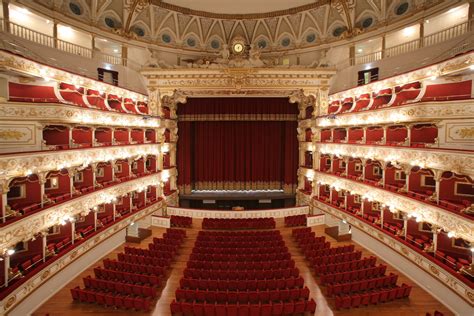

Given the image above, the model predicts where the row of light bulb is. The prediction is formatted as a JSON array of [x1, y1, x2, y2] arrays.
[[314, 179, 466, 243]]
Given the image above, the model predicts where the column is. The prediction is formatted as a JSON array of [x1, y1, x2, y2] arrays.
[[419, 20, 424, 48], [362, 127, 367, 144], [143, 187, 148, 204], [68, 168, 75, 197], [344, 193, 348, 210], [71, 220, 76, 245], [406, 124, 412, 147], [381, 35, 386, 59], [361, 159, 367, 181], [380, 207, 384, 228], [330, 155, 335, 173], [91, 163, 97, 188], [91, 127, 97, 146], [112, 203, 116, 221], [330, 128, 334, 142], [403, 214, 408, 239], [121, 44, 127, 67], [127, 159, 133, 177], [403, 165, 412, 193], [42, 231, 47, 262], [2, 0, 10, 33], [431, 225, 440, 254], [344, 157, 349, 177], [349, 44, 356, 66], [53, 21, 58, 48], [381, 163, 387, 188], [316, 183, 321, 200], [170, 144, 176, 167], [360, 198, 365, 216], [1, 181, 9, 223], [39, 173, 47, 208], [129, 194, 133, 212], [68, 126, 73, 148], [329, 188, 333, 204], [382, 126, 387, 145], [3, 253, 10, 287], [110, 161, 116, 182], [112, 128, 117, 145], [433, 170, 443, 204], [128, 128, 132, 144], [93, 210, 98, 231]]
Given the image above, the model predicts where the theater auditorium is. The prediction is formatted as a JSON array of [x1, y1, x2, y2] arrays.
[[0, 0, 472, 315]]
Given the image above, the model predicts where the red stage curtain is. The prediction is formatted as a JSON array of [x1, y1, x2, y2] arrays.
[[177, 98, 298, 193]]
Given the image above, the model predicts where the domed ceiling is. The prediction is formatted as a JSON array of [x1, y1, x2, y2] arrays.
[[162, 0, 316, 15], [28, 0, 444, 52]]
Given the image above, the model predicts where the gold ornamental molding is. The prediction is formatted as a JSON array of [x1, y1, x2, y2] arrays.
[[0, 103, 161, 129], [0, 200, 165, 315], [330, 52, 474, 100], [0, 171, 170, 251], [309, 169, 474, 243], [311, 199, 474, 306], [0, 144, 160, 181], [317, 143, 474, 179], [317, 99, 474, 128], [0, 51, 146, 101], [141, 67, 336, 96]]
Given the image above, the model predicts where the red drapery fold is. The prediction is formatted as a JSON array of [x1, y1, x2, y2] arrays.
[[177, 98, 298, 193]]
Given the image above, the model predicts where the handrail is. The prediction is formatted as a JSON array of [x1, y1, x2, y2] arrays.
[[342, 19, 473, 68]]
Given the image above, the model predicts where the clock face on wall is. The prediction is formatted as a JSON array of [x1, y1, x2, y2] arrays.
[[231, 37, 246, 55]]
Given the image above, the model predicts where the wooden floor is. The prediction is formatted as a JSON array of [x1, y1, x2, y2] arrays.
[[33, 219, 453, 316]]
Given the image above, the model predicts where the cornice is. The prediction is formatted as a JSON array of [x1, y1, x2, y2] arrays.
[[142, 67, 336, 95], [317, 100, 474, 127], [310, 198, 474, 306], [0, 144, 160, 181], [309, 170, 474, 243], [317, 143, 474, 179], [0, 103, 160, 129], [0, 199, 165, 314], [0, 172, 164, 251], [153, 0, 330, 19]]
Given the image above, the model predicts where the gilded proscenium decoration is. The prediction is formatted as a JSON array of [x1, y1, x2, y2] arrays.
[[0, 200, 165, 315], [0, 170, 174, 251], [141, 67, 336, 95], [0, 130, 26, 140], [316, 99, 474, 127], [318, 143, 474, 179], [0, 103, 161, 129], [0, 144, 160, 181], [312, 200, 474, 306], [311, 170, 474, 243]]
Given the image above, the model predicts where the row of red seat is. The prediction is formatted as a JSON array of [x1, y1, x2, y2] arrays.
[[179, 276, 306, 291], [183, 267, 300, 280], [71, 287, 151, 311], [202, 218, 276, 230], [194, 240, 285, 248], [199, 230, 280, 237], [192, 246, 288, 254], [315, 256, 377, 275], [117, 253, 171, 267], [326, 273, 398, 297], [72, 228, 186, 311], [334, 284, 412, 309], [284, 214, 306, 227], [175, 286, 311, 304], [102, 258, 165, 276], [305, 244, 355, 258], [124, 246, 175, 258], [189, 252, 291, 262], [309, 250, 362, 266], [320, 264, 387, 285], [83, 276, 156, 298], [170, 299, 317, 316], [187, 259, 295, 270], [170, 215, 193, 227]]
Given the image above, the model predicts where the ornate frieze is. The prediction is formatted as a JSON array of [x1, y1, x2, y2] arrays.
[[0, 172, 168, 251], [312, 200, 474, 306], [316, 99, 474, 127], [0, 200, 165, 314], [0, 144, 161, 181], [0, 103, 160, 128], [166, 206, 309, 219], [310, 170, 474, 243], [317, 143, 474, 179]]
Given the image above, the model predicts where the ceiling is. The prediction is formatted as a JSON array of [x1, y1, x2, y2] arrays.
[[163, 0, 316, 15]]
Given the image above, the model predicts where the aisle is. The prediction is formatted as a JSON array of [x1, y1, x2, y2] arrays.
[[152, 224, 199, 315]]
